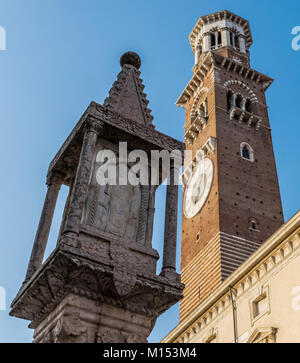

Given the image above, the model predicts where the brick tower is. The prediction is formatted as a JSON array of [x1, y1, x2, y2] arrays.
[[10, 52, 184, 343], [179, 10, 284, 321]]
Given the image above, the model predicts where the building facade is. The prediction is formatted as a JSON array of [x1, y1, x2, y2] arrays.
[[163, 211, 300, 343]]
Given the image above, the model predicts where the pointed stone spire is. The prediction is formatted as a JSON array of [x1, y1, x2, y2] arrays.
[[104, 52, 154, 127]]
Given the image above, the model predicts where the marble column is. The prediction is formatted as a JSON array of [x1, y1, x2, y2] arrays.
[[222, 28, 231, 47], [63, 119, 104, 237], [214, 31, 219, 48], [161, 164, 178, 279], [203, 33, 211, 52], [232, 93, 237, 107], [24, 172, 61, 282], [241, 97, 247, 111], [239, 36, 247, 53]]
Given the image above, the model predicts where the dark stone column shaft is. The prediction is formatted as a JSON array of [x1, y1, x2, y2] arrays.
[[24, 173, 61, 282], [161, 166, 178, 275], [63, 120, 103, 237]]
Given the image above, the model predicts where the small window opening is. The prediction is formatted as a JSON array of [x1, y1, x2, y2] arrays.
[[227, 90, 233, 111], [230, 32, 234, 46], [236, 94, 243, 109], [246, 99, 251, 113], [217, 31, 222, 47], [235, 35, 240, 50], [211, 33, 216, 48], [242, 146, 250, 160]]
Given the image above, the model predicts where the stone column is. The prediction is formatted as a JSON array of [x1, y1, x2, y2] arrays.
[[24, 172, 61, 282], [241, 97, 247, 111], [136, 185, 150, 246], [161, 164, 178, 279], [145, 185, 156, 248], [63, 119, 104, 237], [214, 31, 219, 48], [222, 28, 231, 47], [56, 184, 73, 245], [232, 93, 237, 107], [239, 36, 247, 53], [203, 33, 211, 52]]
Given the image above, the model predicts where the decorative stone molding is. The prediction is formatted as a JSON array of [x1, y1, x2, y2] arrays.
[[248, 327, 277, 343], [202, 137, 217, 155], [51, 312, 88, 343], [229, 106, 262, 130], [176, 51, 273, 109], [224, 80, 258, 102], [180, 149, 205, 191], [249, 285, 270, 326], [85, 119, 104, 136], [190, 87, 209, 116], [184, 115, 207, 145], [104, 64, 154, 126], [203, 327, 218, 343]]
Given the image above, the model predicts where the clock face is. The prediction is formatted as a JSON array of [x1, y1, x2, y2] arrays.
[[184, 158, 214, 219]]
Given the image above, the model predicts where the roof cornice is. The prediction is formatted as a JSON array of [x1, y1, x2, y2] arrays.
[[176, 52, 274, 108]]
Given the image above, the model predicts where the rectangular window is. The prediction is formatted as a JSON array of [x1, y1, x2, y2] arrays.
[[253, 294, 268, 318], [249, 286, 270, 325]]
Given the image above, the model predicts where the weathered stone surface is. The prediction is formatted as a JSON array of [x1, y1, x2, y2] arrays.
[[10, 52, 184, 343]]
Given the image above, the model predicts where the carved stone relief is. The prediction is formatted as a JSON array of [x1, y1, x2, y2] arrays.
[[83, 140, 152, 246]]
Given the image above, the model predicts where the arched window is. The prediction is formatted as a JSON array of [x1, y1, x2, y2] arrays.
[[240, 142, 254, 162], [242, 146, 250, 160]]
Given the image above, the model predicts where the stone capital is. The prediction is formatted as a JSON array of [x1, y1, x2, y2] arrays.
[[85, 119, 104, 136], [46, 171, 63, 187]]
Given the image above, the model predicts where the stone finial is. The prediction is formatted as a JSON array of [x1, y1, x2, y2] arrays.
[[120, 51, 141, 69]]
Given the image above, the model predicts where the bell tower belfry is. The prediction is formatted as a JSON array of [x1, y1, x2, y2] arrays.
[[179, 10, 284, 321]]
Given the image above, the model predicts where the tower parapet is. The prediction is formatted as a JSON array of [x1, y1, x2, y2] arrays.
[[190, 10, 253, 67]]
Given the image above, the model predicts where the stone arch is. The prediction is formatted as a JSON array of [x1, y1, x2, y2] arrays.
[[191, 87, 209, 119], [240, 142, 254, 162], [224, 80, 258, 103]]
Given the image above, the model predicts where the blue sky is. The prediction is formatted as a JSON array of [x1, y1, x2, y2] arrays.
[[0, 0, 299, 343]]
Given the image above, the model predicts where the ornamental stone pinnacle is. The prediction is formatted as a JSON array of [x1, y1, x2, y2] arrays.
[[120, 51, 142, 69]]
